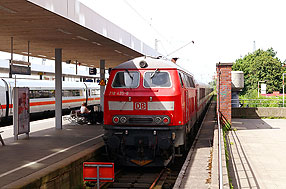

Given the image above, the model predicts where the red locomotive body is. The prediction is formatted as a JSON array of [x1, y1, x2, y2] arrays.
[[103, 57, 212, 166]]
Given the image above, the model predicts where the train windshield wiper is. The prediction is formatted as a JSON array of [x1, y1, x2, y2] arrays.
[[125, 69, 134, 80], [150, 68, 159, 79]]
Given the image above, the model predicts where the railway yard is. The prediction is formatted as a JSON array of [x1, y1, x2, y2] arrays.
[[1, 1, 286, 188], [1, 99, 286, 188], [0, 101, 214, 188]]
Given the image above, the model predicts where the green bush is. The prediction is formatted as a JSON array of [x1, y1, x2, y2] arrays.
[[239, 89, 284, 107]]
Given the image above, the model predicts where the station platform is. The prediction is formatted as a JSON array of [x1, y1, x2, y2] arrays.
[[176, 101, 216, 188], [175, 104, 286, 189], [0, 118, 104, 188], [229, 118, 286, 188], [174, 101, 229, 188]]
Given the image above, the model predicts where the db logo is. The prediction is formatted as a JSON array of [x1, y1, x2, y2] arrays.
[[135, 102, 147, 110]]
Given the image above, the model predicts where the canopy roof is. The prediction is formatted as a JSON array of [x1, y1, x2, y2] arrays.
[[0, 0, 159, 68]]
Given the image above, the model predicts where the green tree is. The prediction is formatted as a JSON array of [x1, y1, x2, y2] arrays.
[[209, 78, 217, 93], [232, 48, 286, 95]]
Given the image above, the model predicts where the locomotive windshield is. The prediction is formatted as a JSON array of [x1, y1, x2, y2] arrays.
[[112, 71, 139, 88], [144, 71, 171, 88]]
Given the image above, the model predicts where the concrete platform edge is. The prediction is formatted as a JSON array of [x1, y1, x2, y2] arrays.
[[3, 141, 104, 188], [211, 126, 230, 189], [173, 102, 212, 188]]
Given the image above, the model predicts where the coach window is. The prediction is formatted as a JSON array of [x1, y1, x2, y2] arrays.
[[91, 89, 98, 96], [91, 89, 95, 95], [42, 90, 51, 98], [29, 90, 34, 99], [62, 90, 70, 97], [144, 71, 171, 88], [72, 90, 81, 96], [112, 71, 139, 88], [30, 90, 54, 98]]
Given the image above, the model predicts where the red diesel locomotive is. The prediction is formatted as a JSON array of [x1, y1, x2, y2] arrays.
[[103, 56, 212, 166]]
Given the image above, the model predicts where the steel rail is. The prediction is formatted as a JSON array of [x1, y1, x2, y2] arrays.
[[149, 168, 165, 189]]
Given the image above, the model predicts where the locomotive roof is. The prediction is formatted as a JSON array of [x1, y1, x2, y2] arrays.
[[113, 56, 194, 75], [112, 56, 210, 87]]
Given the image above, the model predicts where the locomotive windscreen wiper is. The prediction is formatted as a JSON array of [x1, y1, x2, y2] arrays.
[[125, 69, 133, 80], [150, 68, 159, 79]]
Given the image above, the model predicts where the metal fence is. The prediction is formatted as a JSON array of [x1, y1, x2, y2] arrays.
[[217, 111, 232, 188], [231, 99, 284, 107], [217, 111, 223, 188]]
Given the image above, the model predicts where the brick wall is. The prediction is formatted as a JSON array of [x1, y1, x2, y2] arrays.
[[216, 63, 232, 124]]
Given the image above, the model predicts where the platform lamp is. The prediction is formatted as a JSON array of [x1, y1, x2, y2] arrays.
[[283, 73, 286, 107], [258, 80, 266, 98]]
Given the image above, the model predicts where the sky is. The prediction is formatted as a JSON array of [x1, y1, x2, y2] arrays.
[[78, 0, 286, 83]]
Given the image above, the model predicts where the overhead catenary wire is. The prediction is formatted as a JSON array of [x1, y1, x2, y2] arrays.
[[122, 0, 196, 63], [122, 0, 175, 52], [166, 41, 195, 57]]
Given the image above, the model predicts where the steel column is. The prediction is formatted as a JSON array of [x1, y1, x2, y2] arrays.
[[9, 37, 13, 78], [55, 48, 62, 129]]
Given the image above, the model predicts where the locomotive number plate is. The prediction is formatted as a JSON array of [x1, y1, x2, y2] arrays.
[[135, 102, 147, 110]]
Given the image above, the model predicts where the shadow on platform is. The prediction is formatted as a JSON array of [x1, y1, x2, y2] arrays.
[[227, 130, 260, 189], [232, 118, 280, 130]]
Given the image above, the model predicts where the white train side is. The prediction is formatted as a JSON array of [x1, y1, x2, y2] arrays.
[[0, 78, 100, 121]]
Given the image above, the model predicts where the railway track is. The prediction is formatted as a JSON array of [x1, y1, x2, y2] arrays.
[[96, 153, 187, 189], [86, 101, 212, 189], [96, 126, 198, 189], [98, 167, 175, 189]]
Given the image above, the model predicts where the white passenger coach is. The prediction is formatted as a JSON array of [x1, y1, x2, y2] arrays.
[[0, 78, 100, 121]]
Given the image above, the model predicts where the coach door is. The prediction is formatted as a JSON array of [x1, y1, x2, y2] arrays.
[[0, 79, 8, 119], [180, 72, 191, 122], [185, 79, 190, 122]]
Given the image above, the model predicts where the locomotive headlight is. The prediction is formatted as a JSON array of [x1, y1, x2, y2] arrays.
[[154, 117, 162, 124], [162, 117, 170, 125], [112, 116, 119, 124], [153, 130, 157, 135], [120, 116, 127, 123], [125, 130, 128, 135]]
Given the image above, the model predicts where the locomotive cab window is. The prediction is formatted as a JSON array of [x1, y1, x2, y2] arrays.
[[189, 77, 195, 88], [144, 71, 171, 88], [178, 72, 184, 88], [112, 71, 139, 88]]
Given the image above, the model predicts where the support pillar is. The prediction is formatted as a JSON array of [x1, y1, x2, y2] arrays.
[[9, 37, 13, 78], [216, 63, 233, 124], [100, 60, 105, 111], [55, 48, 62, 129]]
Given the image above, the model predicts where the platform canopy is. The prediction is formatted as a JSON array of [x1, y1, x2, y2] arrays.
[[0, 0, 159, 68]]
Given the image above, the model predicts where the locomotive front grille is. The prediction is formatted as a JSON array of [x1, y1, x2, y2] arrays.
[[129, 118, 153, 124]]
